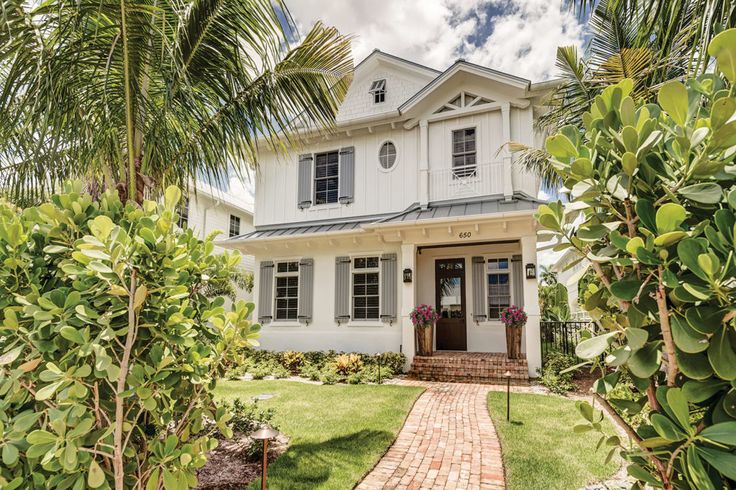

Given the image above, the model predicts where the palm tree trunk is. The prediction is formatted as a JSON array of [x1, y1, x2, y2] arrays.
[[119, 0, 138, 203]]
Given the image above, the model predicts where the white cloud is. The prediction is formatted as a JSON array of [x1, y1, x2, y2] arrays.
[[286, 0, 584, 81]]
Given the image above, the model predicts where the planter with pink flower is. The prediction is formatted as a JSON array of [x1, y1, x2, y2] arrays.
[[410, 304, 439, 356], [500, 305, 526, 359]]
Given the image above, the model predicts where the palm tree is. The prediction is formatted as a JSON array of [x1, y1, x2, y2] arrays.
[[0, 0, 353, 204], [515, 0, 735, 186]]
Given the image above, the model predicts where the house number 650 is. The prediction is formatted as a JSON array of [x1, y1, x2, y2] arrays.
[[458, 232, 472, 238]]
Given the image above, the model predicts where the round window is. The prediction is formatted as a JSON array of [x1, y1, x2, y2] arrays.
[[378, 141, 397, 170]]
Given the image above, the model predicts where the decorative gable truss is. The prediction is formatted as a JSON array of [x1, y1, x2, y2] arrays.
[[433, 92, 494, 114]]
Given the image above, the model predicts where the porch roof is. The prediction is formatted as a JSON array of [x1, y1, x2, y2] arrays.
[[222, 193, 543, 245]]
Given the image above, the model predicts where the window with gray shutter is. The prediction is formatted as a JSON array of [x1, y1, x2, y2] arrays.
[[512, 254, 524, 307], [338, 146, 355, 204], [471, 256, 487, 322], [297, 154, 313, 209], [298, 258, 314, 324], [380, 253, 397, 322], [258, 261, 274, 323], [335, 256, 351, 323]]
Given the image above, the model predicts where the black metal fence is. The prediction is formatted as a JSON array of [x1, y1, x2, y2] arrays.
[[540, 321, 591, 366]]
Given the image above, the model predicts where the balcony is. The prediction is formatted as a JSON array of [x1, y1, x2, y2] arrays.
[[428, 162, 505, 203]]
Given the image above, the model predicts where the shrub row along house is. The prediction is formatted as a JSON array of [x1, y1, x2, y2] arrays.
[[221, 50, 554, 378]]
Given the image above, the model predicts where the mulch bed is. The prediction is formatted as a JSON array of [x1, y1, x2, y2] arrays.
[[196, 432, 289, 490]]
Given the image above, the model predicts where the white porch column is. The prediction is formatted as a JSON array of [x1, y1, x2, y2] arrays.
[[400, 243, 417, 370], [501, 102, 514, 201], [521, 234, 541, 377], [419, 120, 429, 207]]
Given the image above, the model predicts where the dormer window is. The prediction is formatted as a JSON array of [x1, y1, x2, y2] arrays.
[[369, 79, 386, 103]]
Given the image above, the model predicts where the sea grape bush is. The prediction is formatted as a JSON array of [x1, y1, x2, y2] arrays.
[[410, 304, 439, 328], [500, 305, 527, 328], [0, 183, 260, 489], [536, 29, 736, 490]]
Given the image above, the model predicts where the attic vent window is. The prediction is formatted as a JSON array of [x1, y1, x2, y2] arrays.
[[369, 79, 386, 103]]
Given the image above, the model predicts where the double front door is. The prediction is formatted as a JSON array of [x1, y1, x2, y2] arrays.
[[435, 258, 467, 351]]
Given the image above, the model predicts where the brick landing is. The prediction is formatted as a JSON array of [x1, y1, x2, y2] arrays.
[[409, 352, 528, 384], [355, 381, 505, 490]]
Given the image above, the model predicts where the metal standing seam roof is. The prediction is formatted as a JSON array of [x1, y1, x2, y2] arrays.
[[225, 194, 543, 242]]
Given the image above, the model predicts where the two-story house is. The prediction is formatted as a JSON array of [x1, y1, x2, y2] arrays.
[[221, 50, 552, 379]]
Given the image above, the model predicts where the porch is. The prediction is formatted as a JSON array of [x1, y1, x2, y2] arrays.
[[409, 351, 529, 384]]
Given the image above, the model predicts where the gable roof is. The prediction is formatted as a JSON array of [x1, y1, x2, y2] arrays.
[[398, 60, 531, 114], [354, 49, 441, 78]]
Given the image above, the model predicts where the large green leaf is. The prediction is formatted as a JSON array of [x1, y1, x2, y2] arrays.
[[679, 183, 723, 204], [635, 199, 657, 232], [708, 328, 736, 380], [666, 388, 692, 431], [610, 279, 642, 301], [628, 341, 661, 378], [700, 422, 736, 445], [656, 203, 687, 234], [686, 445, 715, 490], [698, 446, 736, 480], [677, 239, 708, 281], [678, 351, 714, 380], [625, 328, 648, 350], [682, 379, 729, 403], [658, 81, 689, 125], [651, 413, 686, 441], [708, 28, 736, 83], [671, 315, 708, 353], [685, 307, 725, 335], [545, 134, 578, 160], [575, 332, 618, 359]]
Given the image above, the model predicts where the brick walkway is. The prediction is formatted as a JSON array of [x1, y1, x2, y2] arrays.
[[355, 381, 507, 490]]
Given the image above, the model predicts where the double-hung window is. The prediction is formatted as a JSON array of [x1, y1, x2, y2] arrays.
[[177, 198, 189, 229], [229, 214, 241, 237], [314, 151, 339, 205], [487, 258, 511, 320], [452, 128, 477, 178], [352, 256, 380, 320], [274, 261, 299, 321], [369, 79, 386, 103]]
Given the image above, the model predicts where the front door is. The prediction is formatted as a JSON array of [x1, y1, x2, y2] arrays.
[[435, 258, 467, 351]]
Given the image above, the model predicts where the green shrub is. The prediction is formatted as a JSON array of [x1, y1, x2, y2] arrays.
[[0, 184, 259, 489], [537, 30, 736, 488], [318, 365, 341, 385], [271, 364, 290, 379], [538, 353, 578, 394], [333, 353, 363, 375], [298, 363, 321, 381], [346, 372, 363, 384], [280, 350, 304, 373], [358, 366, 394, 384], [216, 398, 276, 435]]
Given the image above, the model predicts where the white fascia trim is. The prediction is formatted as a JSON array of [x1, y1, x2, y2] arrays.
[[361, 209, 536, 232]]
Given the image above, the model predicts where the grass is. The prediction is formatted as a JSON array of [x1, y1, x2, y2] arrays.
[[487, 391, 620, 490], [214, 380, 424, 490]]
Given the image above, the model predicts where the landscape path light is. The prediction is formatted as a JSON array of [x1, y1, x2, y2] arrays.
[[251, 427, 279, 490], [504, 370, 512, 422]]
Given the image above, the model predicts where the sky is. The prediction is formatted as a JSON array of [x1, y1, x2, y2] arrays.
[[228, 0, 587, 230]]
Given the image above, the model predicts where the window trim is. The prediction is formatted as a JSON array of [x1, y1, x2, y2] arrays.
[[273, 260, 300, 322], [451, 126, 478, 178], [313, 149, 340, 206], [350, 255, 381, 322], [228, 214, 241, 237], [377, 140, 398, 172], [484, 256, 513, 322]]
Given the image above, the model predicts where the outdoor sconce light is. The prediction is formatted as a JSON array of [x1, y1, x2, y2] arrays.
[[251, 427, 279, 490], [525, 263, 536, 280], [403, 268, 413, 283], [504, 370, 512, 421]]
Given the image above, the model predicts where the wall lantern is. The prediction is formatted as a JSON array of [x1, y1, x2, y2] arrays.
[[525, 263, 536, 280], [403, 268, 413, 283]]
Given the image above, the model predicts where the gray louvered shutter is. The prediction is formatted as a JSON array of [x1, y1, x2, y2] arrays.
[[338, 146, 355, 204], [298, 258, 314, 324], [297, 154, 313, 209], [471, 256, 487, 322], [380, 253, 397, 322], [512, 254, 524, 307], [258, 261, 274, 323], [335, 256, 351, 322]]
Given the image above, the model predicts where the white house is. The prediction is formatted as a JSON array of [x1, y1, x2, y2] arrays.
[[184, 182, 256, 300], [221, 50, 553, 378]]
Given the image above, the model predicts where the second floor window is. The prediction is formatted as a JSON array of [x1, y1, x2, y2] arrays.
[[452, 128, 477, 178], [177, 198, 189, 229], [369, 79, 386, 103], [275, 261, 299, 321], [352, 256, 380, 320], [229, 214, 241, 237], [314, 150, 339, 205]]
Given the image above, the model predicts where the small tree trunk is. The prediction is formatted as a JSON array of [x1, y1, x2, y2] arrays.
[[114, 270, 138, 490]]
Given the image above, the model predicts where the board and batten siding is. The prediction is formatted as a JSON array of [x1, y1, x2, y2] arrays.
[[251, 243, 403, 353], [254, 126, 420, 227]]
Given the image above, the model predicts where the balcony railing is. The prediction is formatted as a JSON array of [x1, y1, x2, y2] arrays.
[[428, 162, 505, 202]]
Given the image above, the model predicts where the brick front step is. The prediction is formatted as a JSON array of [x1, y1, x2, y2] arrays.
[[409, 351, 529, 384]]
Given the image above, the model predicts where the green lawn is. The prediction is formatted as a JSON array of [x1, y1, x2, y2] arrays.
[[487, 392, 619, 490], [214, 380, 424, 490]]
